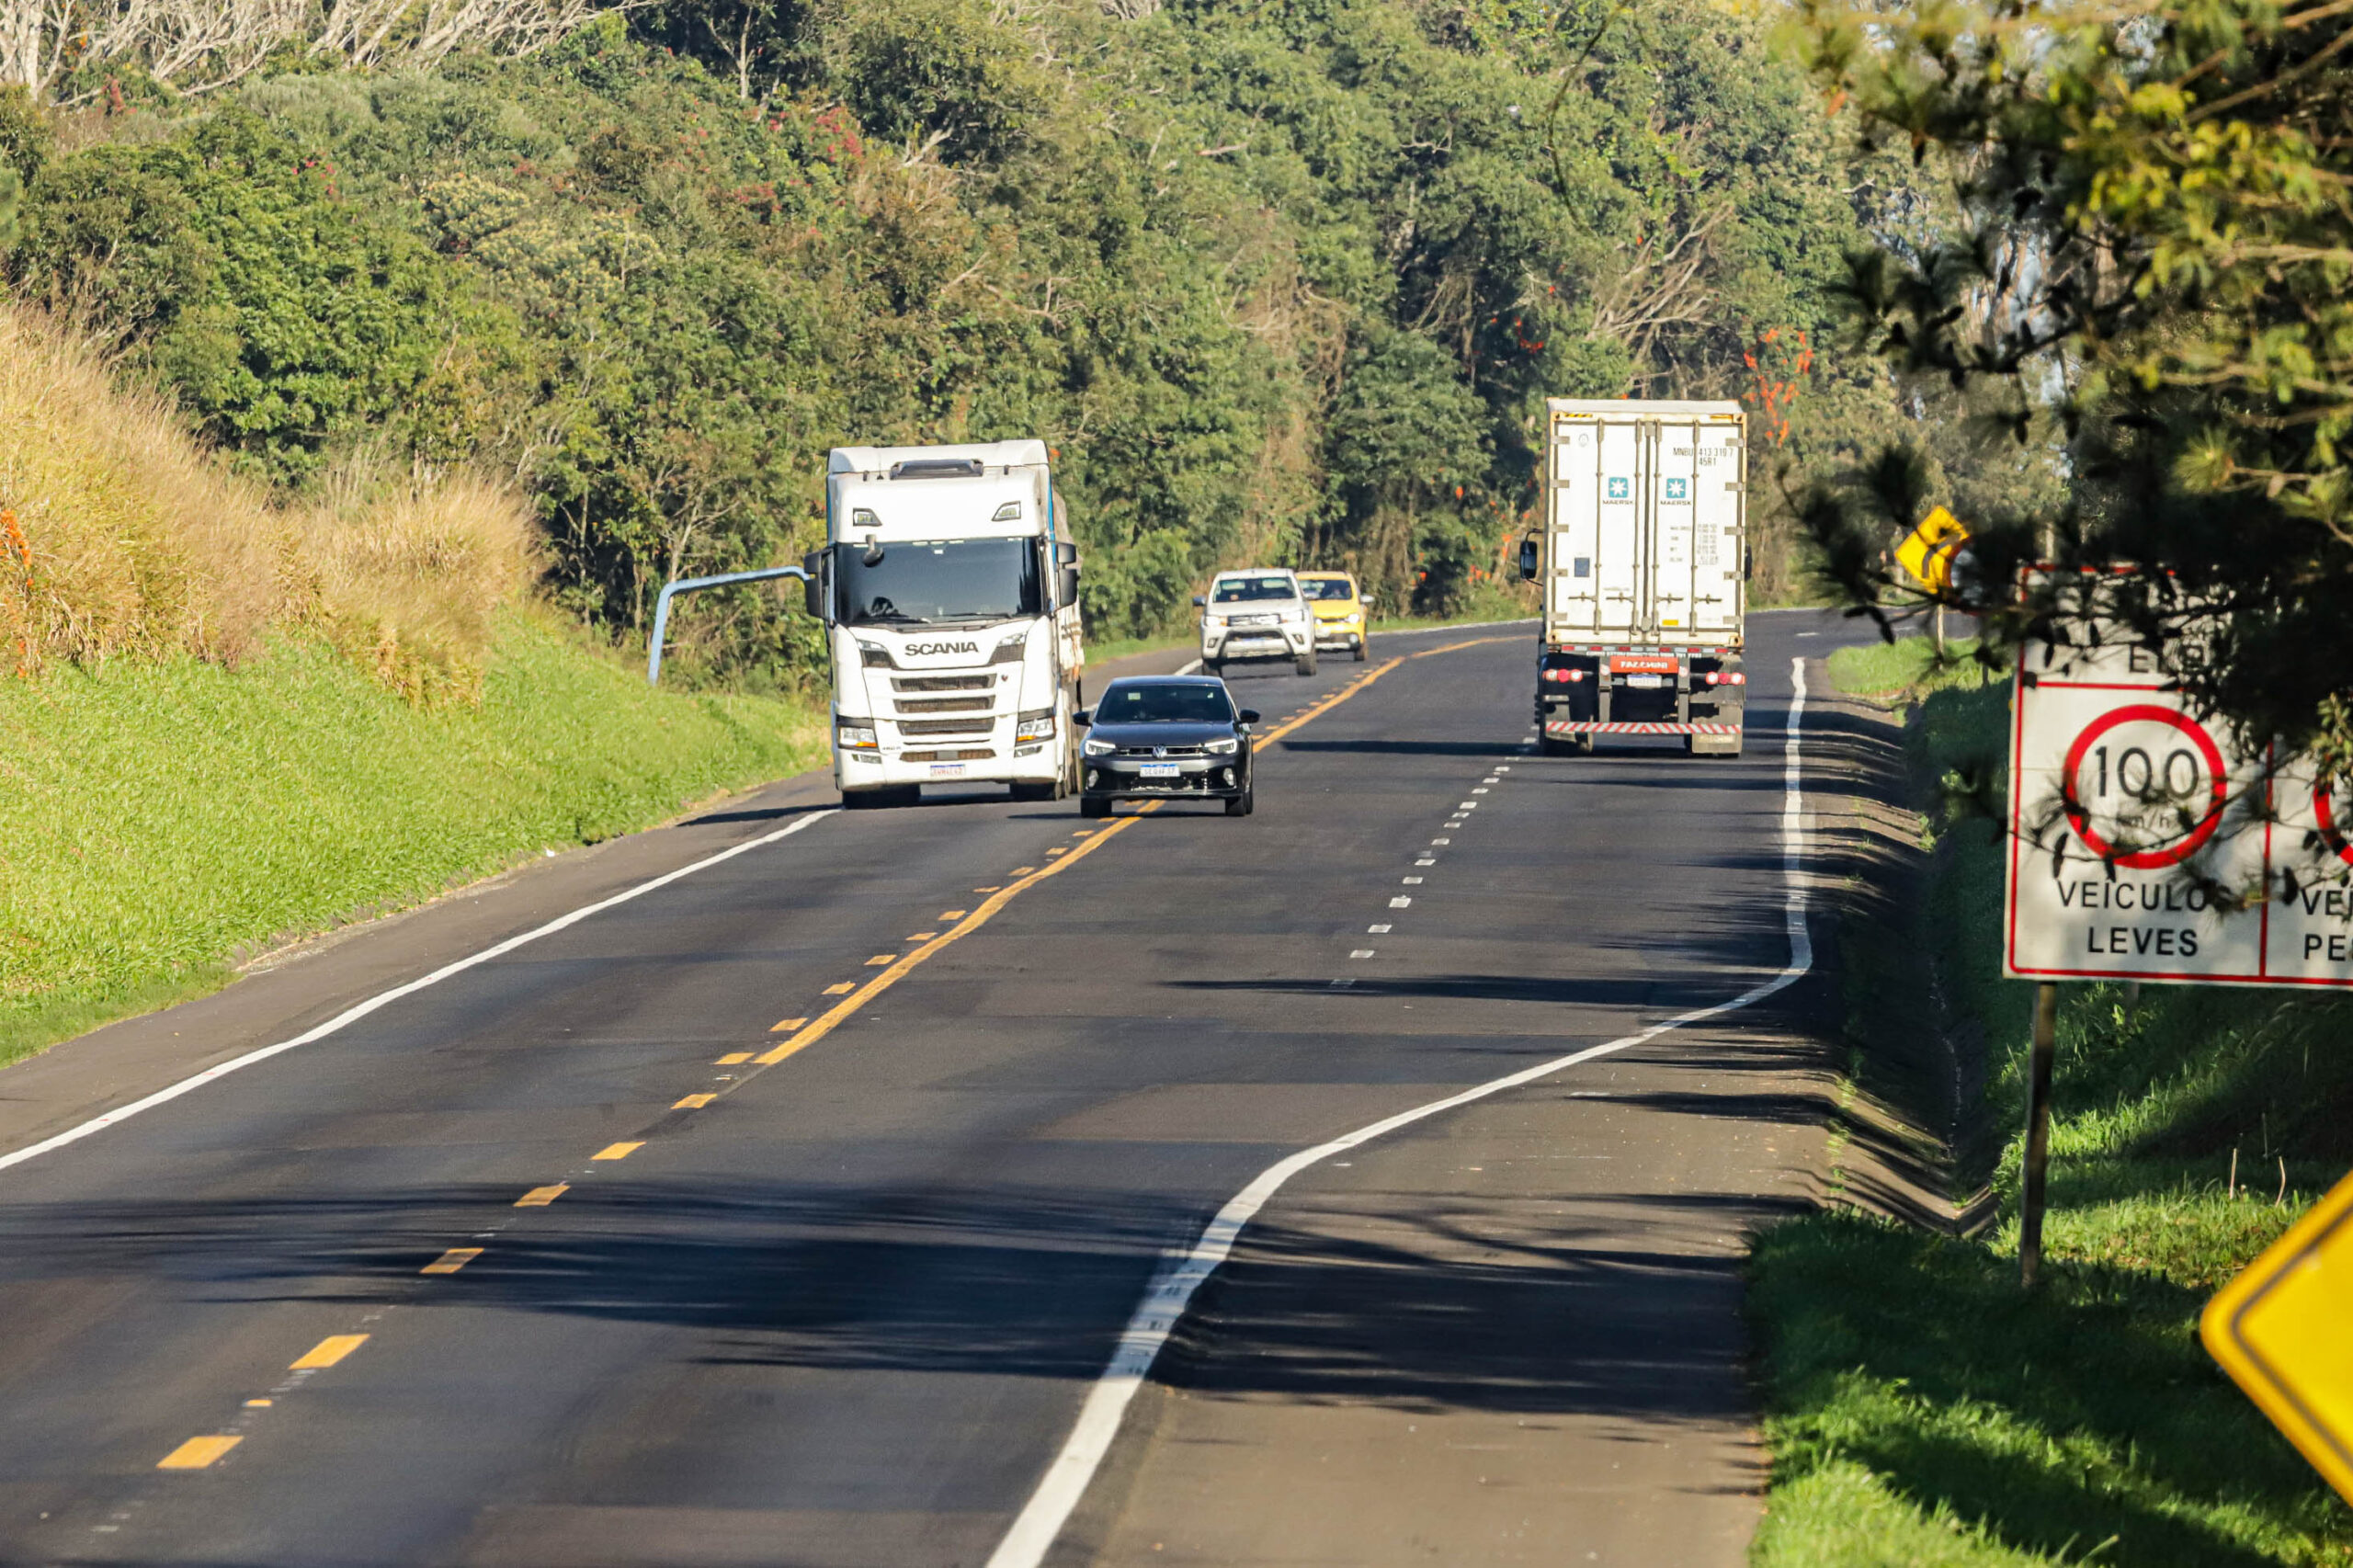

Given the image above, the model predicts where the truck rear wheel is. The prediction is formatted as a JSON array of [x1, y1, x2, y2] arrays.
[[1294, 650, 1317, 676]]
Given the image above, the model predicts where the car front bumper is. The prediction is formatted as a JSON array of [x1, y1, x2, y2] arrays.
[[1201, 624, 1311, 661], [1082, 756, 1247, 800]]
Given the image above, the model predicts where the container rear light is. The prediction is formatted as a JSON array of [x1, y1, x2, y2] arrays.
[[1540, 667, 1589, 684], [1702, 671, 1747, 687]]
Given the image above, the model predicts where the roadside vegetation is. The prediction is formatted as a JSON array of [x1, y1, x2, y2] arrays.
[[1746, 641, 2353, 1568], [0, 613, 821, 1066]]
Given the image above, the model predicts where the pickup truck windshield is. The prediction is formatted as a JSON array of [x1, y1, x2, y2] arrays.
[[1211, 577, 1294, 603], [835, 539, 1040, 627], [1096, 685, 1235, 723]]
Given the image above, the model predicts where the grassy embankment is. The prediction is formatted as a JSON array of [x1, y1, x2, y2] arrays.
[[0, 305, 823, 1066], [1747, 638, 2353, 1567]]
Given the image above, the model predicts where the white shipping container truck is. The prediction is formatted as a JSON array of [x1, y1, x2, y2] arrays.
[[805, 441, 1084, 807], [1517, 398, 1747, 756]]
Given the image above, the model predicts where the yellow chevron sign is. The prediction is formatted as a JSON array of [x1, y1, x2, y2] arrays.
[[2201, 1166, 2353, 1506], [1895, 506, 1971, 594]]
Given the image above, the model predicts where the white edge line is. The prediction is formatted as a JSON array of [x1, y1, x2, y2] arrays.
[[984, 655, 1813, 1568], [0, 809, 841, 1176]]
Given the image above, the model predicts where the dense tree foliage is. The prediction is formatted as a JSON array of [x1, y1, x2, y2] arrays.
[[3, 0, 1921, 686], [1793, 0, 2353, 762]]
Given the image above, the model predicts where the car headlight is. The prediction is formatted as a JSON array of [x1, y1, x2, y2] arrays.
[[836, 722, 878, 750], [1082, 737, 1117, 757], [1017, 707, 1056, 743], [1204, 736, 1239, 756]]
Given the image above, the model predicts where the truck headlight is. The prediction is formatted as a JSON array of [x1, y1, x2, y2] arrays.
[[1204, 736, 1239, 756], [1082, 737, 1117, 757], [1017, 707, 1056, 743], [836, 722, 878, 750]]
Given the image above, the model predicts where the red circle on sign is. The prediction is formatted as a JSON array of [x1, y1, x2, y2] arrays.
[[2314, 780, 2353, 867], [2059, 704, 2228, 869]]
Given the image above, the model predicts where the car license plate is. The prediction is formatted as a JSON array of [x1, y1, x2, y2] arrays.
[[1139, 763, 1181, 778], [927, 763, 967, 777], [1624, 674, 1668, 689]]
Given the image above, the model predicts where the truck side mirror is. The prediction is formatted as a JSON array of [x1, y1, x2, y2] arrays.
[[1191, 595, 1207, 608], [1055, 540, 1079, 565], [1074, 708, 1093, 726], [801, 550, 828, 620], [1059, 564, 1081, 606], [1517, 537, 1540, 583]]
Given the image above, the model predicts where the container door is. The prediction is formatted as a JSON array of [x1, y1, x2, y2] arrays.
[[1688, 420, 1744, 636], [1651, 420, 1702, 639], [1548, 417, 1600, 634], [1592, 417, 1644, 638]]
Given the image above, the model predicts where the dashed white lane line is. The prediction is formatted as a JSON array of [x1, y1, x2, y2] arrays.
[[0, 811, 841, 1176], [1401, 877, 1424, 885], [985, 658, 1815, 1568], [1368, 924, 1391, 934], [1349, 949, 1375, 960], [1391, 896, 1412, 908]]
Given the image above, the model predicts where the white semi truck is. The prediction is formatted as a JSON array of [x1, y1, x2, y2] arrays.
[[1517, 398, 1748, 756], [804, 441, 1084, 807]]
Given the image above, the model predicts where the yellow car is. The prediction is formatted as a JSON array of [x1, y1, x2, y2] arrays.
[[1296, 571, 1370, 662]]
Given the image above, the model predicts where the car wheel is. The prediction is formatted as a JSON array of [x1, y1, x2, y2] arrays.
[[1079, 796, 1111, 819], [1224, 782, 1254, 816], [1352, 639, 1367, 662]]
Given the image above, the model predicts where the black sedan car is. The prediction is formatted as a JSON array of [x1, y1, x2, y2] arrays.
[[1075, 676, 1259, 817]]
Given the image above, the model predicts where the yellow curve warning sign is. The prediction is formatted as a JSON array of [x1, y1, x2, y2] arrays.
[[2201, 1167, 2353, 1506], [1895, 506, 1971, 594]]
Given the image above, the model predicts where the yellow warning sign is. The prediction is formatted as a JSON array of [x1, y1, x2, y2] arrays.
[[2200, 1166, 2353, 1506], [1894, 506, 1971, 594]]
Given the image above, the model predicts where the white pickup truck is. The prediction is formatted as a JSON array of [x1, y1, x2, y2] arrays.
[[1196, 569, 1318, 676]]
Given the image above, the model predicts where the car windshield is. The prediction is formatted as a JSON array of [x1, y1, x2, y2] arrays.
[[1297, 577, 1354, 601], [1211, 576, 1295, 604], [835, 539, 1040, 627], [1096, 684, 1235, 724]]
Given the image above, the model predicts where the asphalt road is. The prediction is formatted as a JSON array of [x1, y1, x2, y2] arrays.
[[0, 611, 1879, 1567]]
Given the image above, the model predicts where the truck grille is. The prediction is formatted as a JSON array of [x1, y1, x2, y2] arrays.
[[895, 697, 992, 714], [899, 718, 996, 736], [904, 747, 996, 761], [892, 676, 993, 693]]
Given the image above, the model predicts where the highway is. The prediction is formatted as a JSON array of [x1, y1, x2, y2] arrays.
[[0, 613, 1877, 1567]]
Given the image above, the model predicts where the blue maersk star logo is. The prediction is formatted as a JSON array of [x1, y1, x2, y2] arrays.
[[1607, 477, 1630, 500], [1665, 477, 1688, 500]]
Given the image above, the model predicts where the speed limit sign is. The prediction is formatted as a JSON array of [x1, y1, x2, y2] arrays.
[[2006, 632, 2268, 982], [2005, 629, 2350, 985]]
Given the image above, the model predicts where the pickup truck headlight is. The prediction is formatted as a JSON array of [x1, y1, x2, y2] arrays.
[[1082, 736, 1117, 757], [1016, 707, 1056, 743], [836, 722, 879, 750], [1204, 736, 1240, 756]]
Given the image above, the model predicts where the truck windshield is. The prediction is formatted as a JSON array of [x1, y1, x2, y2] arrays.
[[835, 539, 1040, 627], [1211, 576, 1294, 603], [1096, 684, 1235, 723]]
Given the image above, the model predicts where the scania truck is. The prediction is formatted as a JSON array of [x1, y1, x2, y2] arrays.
[[1517, 398, 1747, 756], [805, 441, 1083, 807]]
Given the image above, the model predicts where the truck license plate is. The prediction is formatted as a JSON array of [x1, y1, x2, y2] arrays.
[[928, 763, 967, 777], [1624, 674, 1668, 689], [1139, 763, 1181, 778]]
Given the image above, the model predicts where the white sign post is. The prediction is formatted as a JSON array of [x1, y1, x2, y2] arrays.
[[2003, 620, 2353, 1282]]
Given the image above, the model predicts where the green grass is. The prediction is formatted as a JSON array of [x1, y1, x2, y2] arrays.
[[1826, 632, 1997, 699], [1752, 639, 2353, 1567], [0, 609, 824, 1064]]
